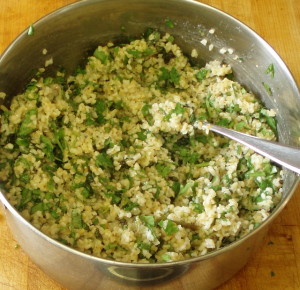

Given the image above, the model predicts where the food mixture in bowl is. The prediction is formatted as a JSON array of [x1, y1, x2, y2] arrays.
[[0, 31, 282, 263]]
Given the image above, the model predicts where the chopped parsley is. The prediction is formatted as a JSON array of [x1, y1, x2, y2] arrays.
[[141, 103, 153, 125], [94, 49, 108, 64], [158, 66, 180, 87], [161, 253, 171, 262], [262, 82, 273, 96], [141, 215, 155, 227], [18, 109, 37, 136], [155, 163, 172, 177], [95, 152, 114, 169], [159, 219, 179, 235], [270, 271, 276, 277], [195, 68, 207, 81], [40, 135, 55, 161], [265, 64, 275, 78], [192, 202, 204, 213], [260, 108, 277, 135], [164, 102, 184, 121], [165, 18, 175, 28], [28, 24, 34, 36]]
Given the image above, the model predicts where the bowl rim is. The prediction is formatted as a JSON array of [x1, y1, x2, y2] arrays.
[[0, 0, 300, 268]]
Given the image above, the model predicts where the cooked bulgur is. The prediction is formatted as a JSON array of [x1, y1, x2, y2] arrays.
[[0, 30, 282, 263]]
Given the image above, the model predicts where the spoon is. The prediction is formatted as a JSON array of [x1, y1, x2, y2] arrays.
[[204, 122, 300, 175]]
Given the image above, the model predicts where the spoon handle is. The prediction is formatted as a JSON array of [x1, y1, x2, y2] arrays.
[[209, 123, 300, 175]]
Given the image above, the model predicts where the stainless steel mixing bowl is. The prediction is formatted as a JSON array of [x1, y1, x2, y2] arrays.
[[0, 0, 299, 289]]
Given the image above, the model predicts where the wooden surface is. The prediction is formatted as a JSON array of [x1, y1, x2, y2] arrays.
[[0, 0, 300, 289]]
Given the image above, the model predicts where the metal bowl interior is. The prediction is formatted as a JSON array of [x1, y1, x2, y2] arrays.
[[0, 0, 299, 289]]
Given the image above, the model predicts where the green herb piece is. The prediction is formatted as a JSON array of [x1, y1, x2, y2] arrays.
[[18, 109, 37, 136], [94, 49, 108, 64], [192, 202, 204, 213], [226, 103, 240, 113], [216, 118, 231, 128], [31, 202, 45, 214], [50, 121, 65, 154], [171, 181, 181, 196], [158, 67, 170, 81], [16, 137, 30, 148], [71, 211, 83, 229], [112, 46, 120, 56], [167, 35, 175, 42], [265, 64, 275, 78], [143, 48, 155, 57], [143, 27, 154, 39], [245, 171, 265, 178], [196, 113, 208, 121], [127, 49, 142, 58], [123, 199, 139, 211], [25, 84, 39, 100], [85, 112, 96, 126], [95, 152, 114, 169], [205, 95, 214, 118], [179, 182, 193, 196], [263, 163, 277, 175], [268, 240, 274, 245], [17, 188, 32, 210], [119, 115, 130, 124], [173, 146, 199, 164], [140, 215, 155, 227], [137, 129, 148, 141], [191, 233, 200, 242], [155, 163, 172, 177], [40, 135, 54, 161], [195, 68, 207, 81], [92, 217, 99, 226], [211, 184, 222, 191], [270, 271, 276, 277], [15, 157, 31, 170], [137, 241, 151, 251], [260, 109, 277, 135], [20, 173, 30, 184], [169, 67, 180, 85], [159, 220, 179, 235], [105, 243, 118, 250], [44, 192, 55, 200], [105, 191, 122, 205], [81, 187, 92, 199], [123, 55, 129, 65], [161, 253, 171, 262], [195, 134, 208, 144], [28, 24, 34, 36], [164, 102, 185, 121], [262, 82, 273, 96], [141, 103, 153, 125], [158, 67, 180, 86], [236, 121, 246, 130], [50, 210, 60, 219], [165, 18, 175, 28], [172, 102, 185, 115], [255, 176, 274, 190], [95, 99, 107, 124]]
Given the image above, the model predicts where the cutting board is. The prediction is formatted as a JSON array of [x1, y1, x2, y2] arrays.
[[1, 0, 300, 289]]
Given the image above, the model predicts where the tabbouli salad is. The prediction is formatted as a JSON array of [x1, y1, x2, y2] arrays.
[[0, 30, 282, 263]]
